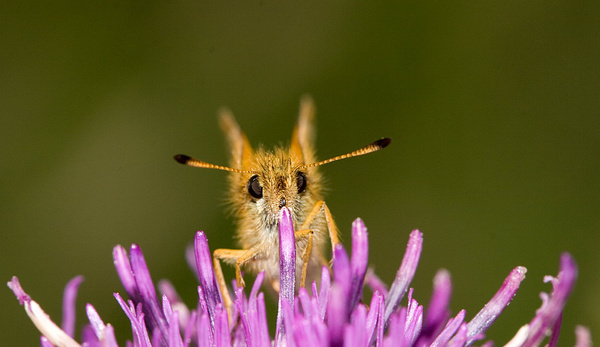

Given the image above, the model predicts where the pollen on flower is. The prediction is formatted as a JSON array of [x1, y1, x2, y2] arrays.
[[8, 207, 589, 346]]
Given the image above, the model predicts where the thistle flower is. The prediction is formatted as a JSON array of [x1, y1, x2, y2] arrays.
[[8, 207, 590, 346]]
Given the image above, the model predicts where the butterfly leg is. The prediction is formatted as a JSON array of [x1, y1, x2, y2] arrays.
[[301, 200, 340, 255], [212, 246, 260, 320], [293, 229, 314, 288]]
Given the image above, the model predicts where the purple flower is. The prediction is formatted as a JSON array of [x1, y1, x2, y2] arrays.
[[8, 207, 590, 346]]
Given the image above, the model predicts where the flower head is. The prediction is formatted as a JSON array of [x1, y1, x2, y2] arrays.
[[8, 207, 589, 346]]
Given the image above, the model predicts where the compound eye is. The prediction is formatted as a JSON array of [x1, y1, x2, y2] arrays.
[[297, 171, 307, 193], [248, 175, 263, 199]]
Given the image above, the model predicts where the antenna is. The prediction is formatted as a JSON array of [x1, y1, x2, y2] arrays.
[[173, 154, 256, 174], [300, 138, 391, 169]]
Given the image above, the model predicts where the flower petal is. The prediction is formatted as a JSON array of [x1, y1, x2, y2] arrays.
[[114, 292, 152, 347], [405, 290, 424, 346], [62, 276, 84, 337], [40, 336, 55, 347], [430, 309, 466, 347], [8, 277, 81, 347], [129, 244, 169, 342], [522, 252, 578, 347], [466, 266, 527, 345], [327, 284, 347, 346], [365, 268, 389, 297], [344, 304, 367, 347], [276, 206, 296, 340], [314, 265, 331, 321], [197, 311, 211, 347], [194, 231, 223, 326], [422, 269, 452, 339], [168, 310, 184, 347], [575, 325, 592, 347], [113, 245, 140, 302], [8, 276, 30, 304], [103, 324, 119, 347], [448, 322, 468, 347], [332, 243, 351, 320], [349, 218, 369, 312], [384, 229, 423, 324], [503, 324, 529, 347], [85, 303, 106, 341]]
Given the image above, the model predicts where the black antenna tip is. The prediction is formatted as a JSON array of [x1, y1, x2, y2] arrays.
[[375, 138, 392, 149], [174, 154, 191, 164]]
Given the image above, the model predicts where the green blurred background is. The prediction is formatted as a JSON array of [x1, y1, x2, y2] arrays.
[[2, 1, 598, 345]]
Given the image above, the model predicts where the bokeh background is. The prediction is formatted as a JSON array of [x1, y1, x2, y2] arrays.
[[2, 2, 598, 345]]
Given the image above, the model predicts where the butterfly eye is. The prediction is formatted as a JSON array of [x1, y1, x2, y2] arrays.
[[248, 175, 263, 199], [297, 171, 307, 193]]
